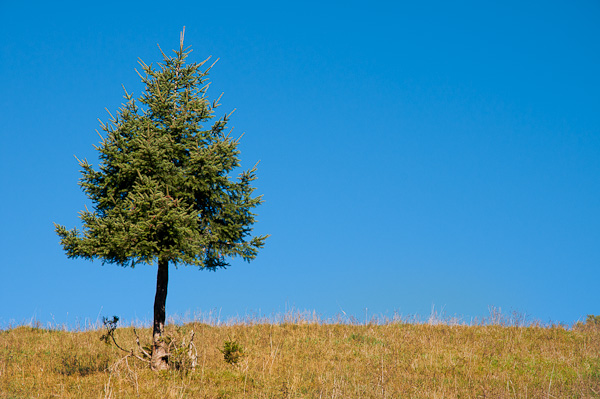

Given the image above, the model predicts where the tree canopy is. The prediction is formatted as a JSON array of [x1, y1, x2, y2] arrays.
[[55, 35, 267, 270]]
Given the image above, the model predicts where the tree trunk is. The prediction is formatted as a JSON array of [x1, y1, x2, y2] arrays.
[[151, 258, 169, 371]]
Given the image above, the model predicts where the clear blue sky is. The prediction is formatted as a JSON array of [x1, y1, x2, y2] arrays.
[[1, 0, 598, 328]]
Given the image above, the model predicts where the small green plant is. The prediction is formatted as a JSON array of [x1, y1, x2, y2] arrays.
[[100, 316, 119, 345], [220, 339, 245, 365]]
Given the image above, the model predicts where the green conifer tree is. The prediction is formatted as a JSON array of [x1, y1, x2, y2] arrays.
[[55, 30, 267, 370]]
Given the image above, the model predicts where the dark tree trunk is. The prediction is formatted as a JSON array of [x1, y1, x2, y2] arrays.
[[151, 258, 169, 371]]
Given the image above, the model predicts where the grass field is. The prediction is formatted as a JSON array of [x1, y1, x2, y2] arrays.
[[1, 311, 599, 398]]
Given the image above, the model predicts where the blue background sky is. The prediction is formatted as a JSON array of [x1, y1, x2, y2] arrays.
[[1, 0, 598, 328]]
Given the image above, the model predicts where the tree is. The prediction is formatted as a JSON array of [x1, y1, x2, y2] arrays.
[[55, 29, 268, 371]]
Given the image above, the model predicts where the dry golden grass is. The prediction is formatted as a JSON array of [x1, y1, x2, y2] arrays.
[[1, 313, 599, 398]]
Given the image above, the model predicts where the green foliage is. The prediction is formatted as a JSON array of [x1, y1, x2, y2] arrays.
[[220, 339, 245, 365], [55, 35, 267, 270], [99, 315, 119, 345]]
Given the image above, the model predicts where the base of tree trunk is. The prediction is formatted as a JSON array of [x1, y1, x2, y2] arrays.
[[151, 258, 170, 371], [150, 340, 169, 371]]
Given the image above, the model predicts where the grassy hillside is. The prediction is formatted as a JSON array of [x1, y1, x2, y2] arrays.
[[1, 315, 599, 398]]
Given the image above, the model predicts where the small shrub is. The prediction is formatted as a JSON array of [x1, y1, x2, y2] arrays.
[[99, 316, 119, 345], [220, 340, 244, 365]]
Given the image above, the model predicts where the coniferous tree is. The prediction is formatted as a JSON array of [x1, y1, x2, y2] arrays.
[[55, 30, 267, 370]]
